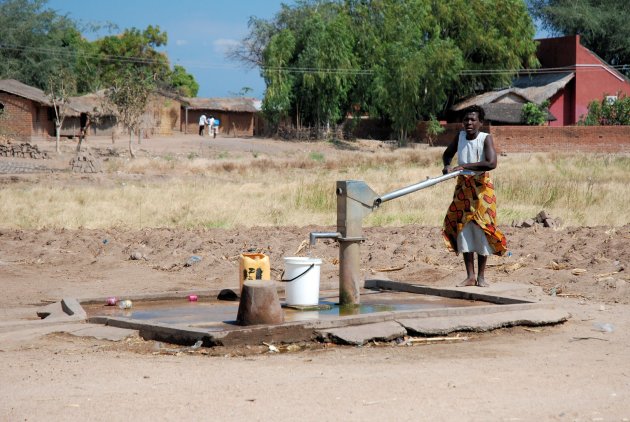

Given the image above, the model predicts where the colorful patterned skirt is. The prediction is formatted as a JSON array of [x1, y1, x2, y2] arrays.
[[442, 172, 507, 256]]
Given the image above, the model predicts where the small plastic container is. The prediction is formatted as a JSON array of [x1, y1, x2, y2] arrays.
[[106, 297, 117, 306], [188, 295, 198, 302], [118, 300, 133, 309]]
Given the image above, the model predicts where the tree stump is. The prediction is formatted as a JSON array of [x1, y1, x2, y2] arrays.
[[236, 281, 284, 326]]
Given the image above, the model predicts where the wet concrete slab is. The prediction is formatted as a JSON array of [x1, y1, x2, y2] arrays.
[[83, 288, 487, 328], [78, 280, 569, 347]]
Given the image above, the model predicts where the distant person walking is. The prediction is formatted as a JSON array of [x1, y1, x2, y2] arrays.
[[212, 118, 220, 139], [199, 114, 207, 136], [208, 116, 216, 139], [442, 105, 507, 287]]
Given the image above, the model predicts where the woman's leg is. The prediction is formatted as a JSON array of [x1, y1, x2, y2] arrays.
[[458, 252, 476, 286], [476, 254, 489, 287]]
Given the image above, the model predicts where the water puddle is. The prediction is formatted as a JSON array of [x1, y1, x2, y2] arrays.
[[84, 289, 485, 328]]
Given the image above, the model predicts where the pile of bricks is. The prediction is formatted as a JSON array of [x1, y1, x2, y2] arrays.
[[512, 210, 562, 229], [0, 140, 49, 159], [69, 150, 102, 173]]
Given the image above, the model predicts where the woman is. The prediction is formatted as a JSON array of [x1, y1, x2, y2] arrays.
[[442, 105, 507, 287]]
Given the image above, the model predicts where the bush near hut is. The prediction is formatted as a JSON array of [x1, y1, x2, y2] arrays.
[[579, 92, 630, 126]]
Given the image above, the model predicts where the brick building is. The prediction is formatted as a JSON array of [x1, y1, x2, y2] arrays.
[[0, 79, 185, 141], [536, 35, 630, 126], [451, 35, 630, 126], [0, 79, 52, 141]]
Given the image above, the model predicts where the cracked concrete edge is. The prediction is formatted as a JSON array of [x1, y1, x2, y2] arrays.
[[316, 321, 407, 346], [89, 315, 318, 348], [28, 298, 86, 325], [397, 308, 571, 336], [89, 316, 214, 346], [316, 308, 570, 346], [66, 324, 138, 341]]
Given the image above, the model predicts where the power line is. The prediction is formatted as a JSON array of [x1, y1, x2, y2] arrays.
[[0, 43, 628, 77]]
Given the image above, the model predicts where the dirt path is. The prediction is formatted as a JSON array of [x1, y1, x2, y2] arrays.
[[0, 135, 628, 420]]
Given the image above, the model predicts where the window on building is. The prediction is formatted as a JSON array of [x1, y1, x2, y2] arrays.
[[606, 96, 618, 105], [0, 102, 4, 116]]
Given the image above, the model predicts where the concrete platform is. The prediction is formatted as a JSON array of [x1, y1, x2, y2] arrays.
[[78, 280, 569, 347], [16, 280, 568, 348]]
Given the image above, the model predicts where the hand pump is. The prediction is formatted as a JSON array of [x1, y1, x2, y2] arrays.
[[309, 170, 474, 307]]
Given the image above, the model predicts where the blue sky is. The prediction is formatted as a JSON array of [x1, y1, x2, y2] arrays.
[[46, 0, 547, 99], [47, 0, 290, 98]]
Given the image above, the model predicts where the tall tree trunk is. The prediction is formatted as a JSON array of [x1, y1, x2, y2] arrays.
[[55, 125, 61, 153], [128, 131, 136, 158]]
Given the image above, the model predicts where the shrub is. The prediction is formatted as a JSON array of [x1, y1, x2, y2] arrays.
[[579, 92, 630, 125], [521, 101, 550, 126]]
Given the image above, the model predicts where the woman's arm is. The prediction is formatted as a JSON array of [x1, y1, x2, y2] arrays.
[[442, 135, 459, 174]]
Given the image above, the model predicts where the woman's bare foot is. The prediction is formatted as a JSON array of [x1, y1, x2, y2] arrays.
[[457, 277, 476, 287], [476, 277, 489, 287]]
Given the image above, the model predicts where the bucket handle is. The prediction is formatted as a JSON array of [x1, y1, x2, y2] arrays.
[[280, 263, 315, 283]]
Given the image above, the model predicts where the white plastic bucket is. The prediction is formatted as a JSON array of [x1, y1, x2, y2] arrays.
[[282, 257, 322, 306]]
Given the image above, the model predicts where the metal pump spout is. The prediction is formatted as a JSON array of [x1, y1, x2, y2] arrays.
[[309, 232, 341, 246]]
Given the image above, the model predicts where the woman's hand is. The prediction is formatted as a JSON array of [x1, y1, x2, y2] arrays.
[[443, 165, 464, 174]]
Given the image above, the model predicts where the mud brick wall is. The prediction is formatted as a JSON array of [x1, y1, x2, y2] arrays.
[[490, 126, 630, 154], [0, 92, 33, 139], [418, 121, 630, 153], [0, 92, 51, 141]]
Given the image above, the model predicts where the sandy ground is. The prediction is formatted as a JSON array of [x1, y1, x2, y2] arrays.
[[0, 134, 629, 421]]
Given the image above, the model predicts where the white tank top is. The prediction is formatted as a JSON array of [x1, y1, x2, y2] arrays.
[[457, 131, 487, 164]]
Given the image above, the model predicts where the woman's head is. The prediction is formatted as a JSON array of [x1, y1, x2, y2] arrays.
[[462, 105, 485, 122], [461, 105, 484, 137]]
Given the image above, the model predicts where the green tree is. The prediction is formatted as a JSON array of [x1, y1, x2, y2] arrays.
[[368, 0, 464, 143], [261, 29, 296, 129], [293, 5, 357, 131], [578, 93, 630, 126], [168, 65, 199, 97], [95, 26, 199, 97], [95, 25, 170, 87], [0, 1, 199, 97], [259, 2, 358, 130], [425, 115, 445, 146], [235, 0, 539, 141], [442, 0, 539, 100], [63, 27, 103, 94], [529, 0, 630, 76], [0, 0, 79, 90]]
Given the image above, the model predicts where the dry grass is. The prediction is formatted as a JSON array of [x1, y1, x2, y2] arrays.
[[1, 147, 628, 229]]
